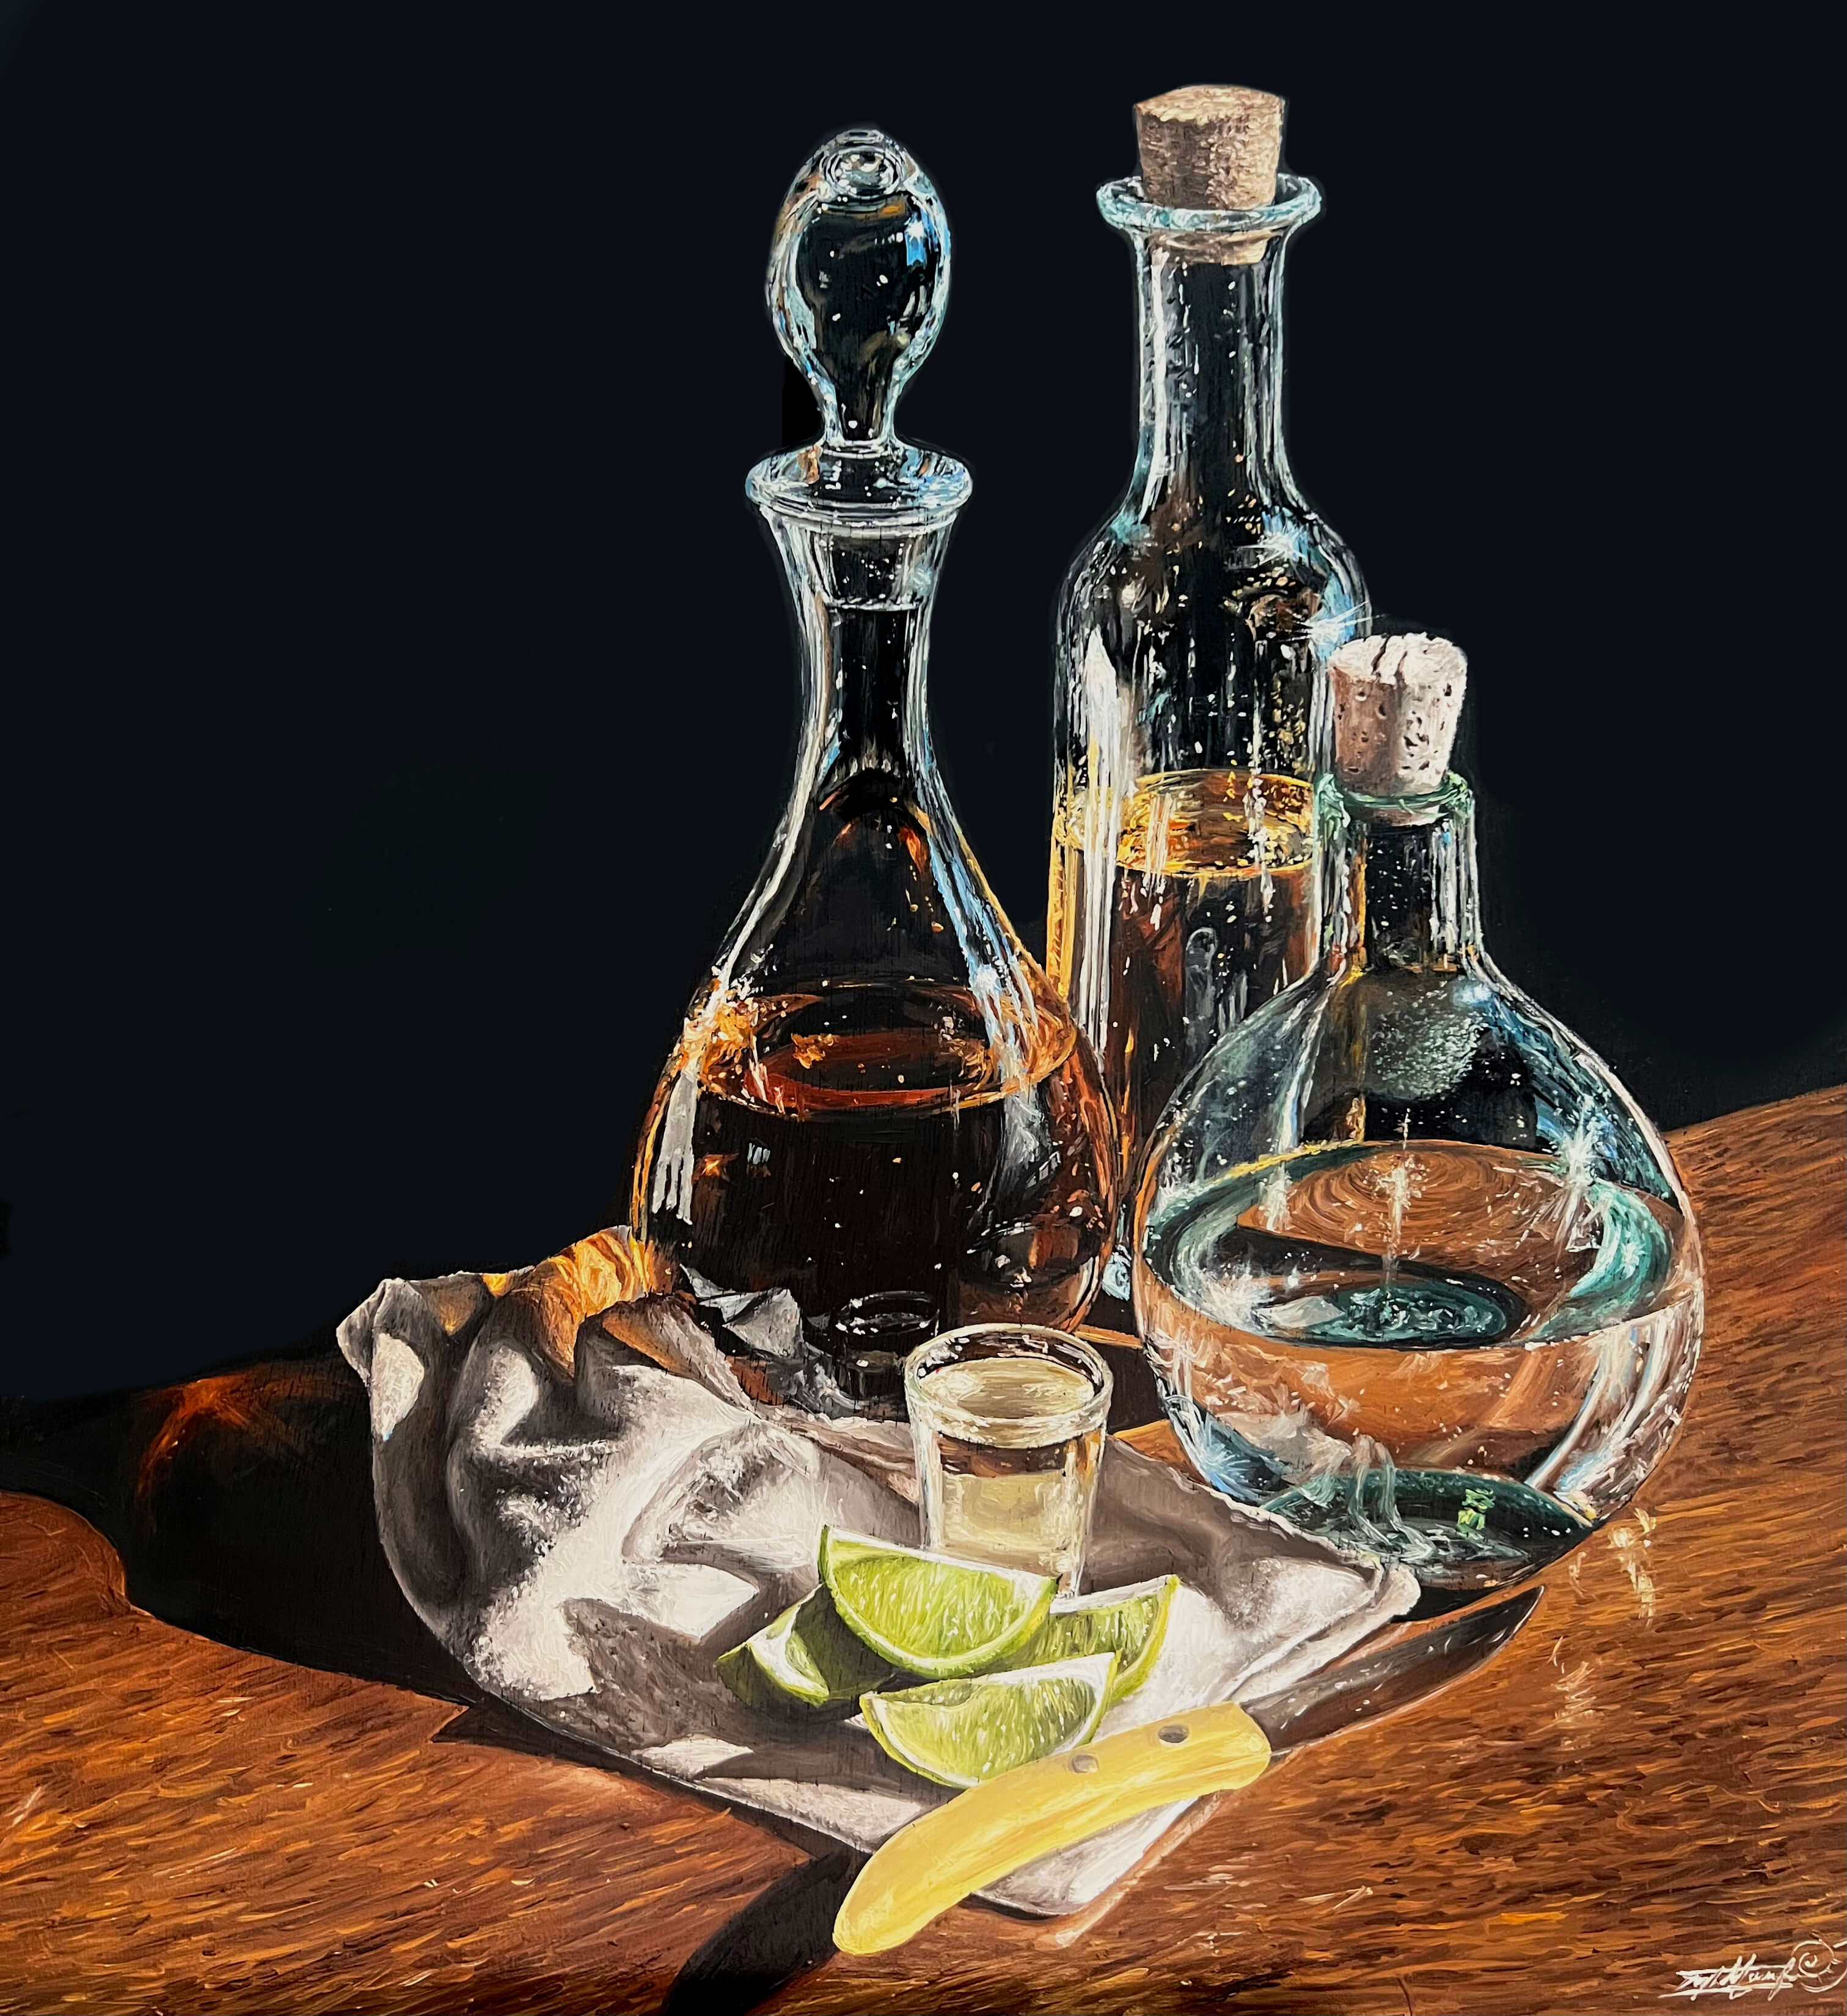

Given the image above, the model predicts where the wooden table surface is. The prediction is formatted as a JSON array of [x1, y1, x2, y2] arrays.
[[1, 1089, 1842, 2015]]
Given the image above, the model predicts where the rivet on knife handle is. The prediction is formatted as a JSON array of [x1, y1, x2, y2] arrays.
[[833, 1701, 1271, 1955]]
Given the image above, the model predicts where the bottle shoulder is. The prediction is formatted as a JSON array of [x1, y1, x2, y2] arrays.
[[1052, 500, 1367, 781], [1063, 498, 1361, 595], [1146, 958, 1689, 1215], [671, 766, 1086, 1045], [1057, 499, 1367, 648]]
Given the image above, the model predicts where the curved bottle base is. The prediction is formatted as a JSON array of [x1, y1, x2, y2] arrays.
[[1161, 1390, 1594, 1593], [1139, 1138, 1703, 1593], [1148, 1307, 1701, 1594]]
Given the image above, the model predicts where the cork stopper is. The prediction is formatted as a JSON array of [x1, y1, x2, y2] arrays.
[[1329, 634, 1468, 797], [1135, 86, 1284, 210]]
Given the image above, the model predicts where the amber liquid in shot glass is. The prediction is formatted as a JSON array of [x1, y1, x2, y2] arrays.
[[905, 1325, 1112, 1594]]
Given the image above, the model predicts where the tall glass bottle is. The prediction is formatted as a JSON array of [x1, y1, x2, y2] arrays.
[[634, 131, 1115, 1412], [1048, 159, 1367, 1241]]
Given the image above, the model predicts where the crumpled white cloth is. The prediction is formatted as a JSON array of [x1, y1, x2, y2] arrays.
[[337, 1244, 1417, 1917]]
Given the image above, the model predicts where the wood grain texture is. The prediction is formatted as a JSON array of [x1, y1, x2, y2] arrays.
[[1, 1090, 1842, 2014]]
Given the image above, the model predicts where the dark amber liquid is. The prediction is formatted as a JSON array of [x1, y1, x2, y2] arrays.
[[634, 983, 1113, 1337], [1048, 768, 1317, 1182]]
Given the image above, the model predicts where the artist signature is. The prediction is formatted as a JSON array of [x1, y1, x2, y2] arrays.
[[1663, 1940, 1847, 2001]]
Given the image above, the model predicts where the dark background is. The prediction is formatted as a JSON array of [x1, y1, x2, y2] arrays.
[[0, 8, 1833, 1399]]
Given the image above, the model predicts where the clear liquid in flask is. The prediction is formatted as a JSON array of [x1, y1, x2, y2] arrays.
[[1137, 1138, 1702, 1591]]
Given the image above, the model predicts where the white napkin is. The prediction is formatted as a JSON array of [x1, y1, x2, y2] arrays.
[[337, 1237, 1417, 1917]]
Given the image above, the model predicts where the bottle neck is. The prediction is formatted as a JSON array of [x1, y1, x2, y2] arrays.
[[768, 516, 947, 801], [1129, 229, 1298, 519], [737, 504, 1039, 1063], [1320, 773, 1483, 974]]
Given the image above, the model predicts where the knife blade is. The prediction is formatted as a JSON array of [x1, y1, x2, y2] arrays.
[[833, 1583, 1542, 1955], [1242, 1580, 1543, 1756]]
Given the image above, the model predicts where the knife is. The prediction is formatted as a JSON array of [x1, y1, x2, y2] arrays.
[[833, 1582, 1542, 1956]]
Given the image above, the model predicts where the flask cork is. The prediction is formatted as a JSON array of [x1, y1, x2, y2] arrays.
[[1329, 634, 1468, 798], [1135, 84, 1284, 264]]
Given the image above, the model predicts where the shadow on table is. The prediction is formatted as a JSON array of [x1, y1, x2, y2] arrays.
[[429, 1694, 873, 2013], [0, 1355, 1055, 2015], [0, 1346, 483, 1706]]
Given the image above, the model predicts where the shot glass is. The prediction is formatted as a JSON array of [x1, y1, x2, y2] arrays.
[[904, 1324, 1113, 1594]]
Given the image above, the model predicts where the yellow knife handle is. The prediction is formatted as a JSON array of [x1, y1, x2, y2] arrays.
[[833, 1701, 1271, 1955]]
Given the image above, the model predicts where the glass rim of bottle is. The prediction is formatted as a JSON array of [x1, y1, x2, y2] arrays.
[[1096, 170, 1322, 242], [904, 1324, 1113, 1449], [745, 442, 974, 531], [1323, 767, 1472, 821]]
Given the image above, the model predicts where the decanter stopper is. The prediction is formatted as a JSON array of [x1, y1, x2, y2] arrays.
[[1328, 633, 1468, 797], [752, 128, 969, 528]]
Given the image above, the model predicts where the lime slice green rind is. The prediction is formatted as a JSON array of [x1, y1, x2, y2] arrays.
[[818, 1528, 1056, 1681], [859, 1652, 1118, 1788], [715, 1641, 784, 1715], [997, 1573, 1180, 1706], [717, 1587, 894, 1717]]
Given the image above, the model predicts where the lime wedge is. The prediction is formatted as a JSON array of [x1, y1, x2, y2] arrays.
[[998, 1574, 1179, 1706], [817, 1527, 1056, 1680], [717, 1588, 894, 1716], [859, 1653, 1117, 1788]]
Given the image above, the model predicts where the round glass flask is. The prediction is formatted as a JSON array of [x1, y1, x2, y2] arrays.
[[1133, 638, 1703, 1594], [633, 131, 1116, 1412]]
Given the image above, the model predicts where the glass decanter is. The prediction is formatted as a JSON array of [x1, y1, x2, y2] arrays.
[[1047, 94, 1369, 1245], [1133, 637, 1703, 1596], [633, 130, 1115, 1413]]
